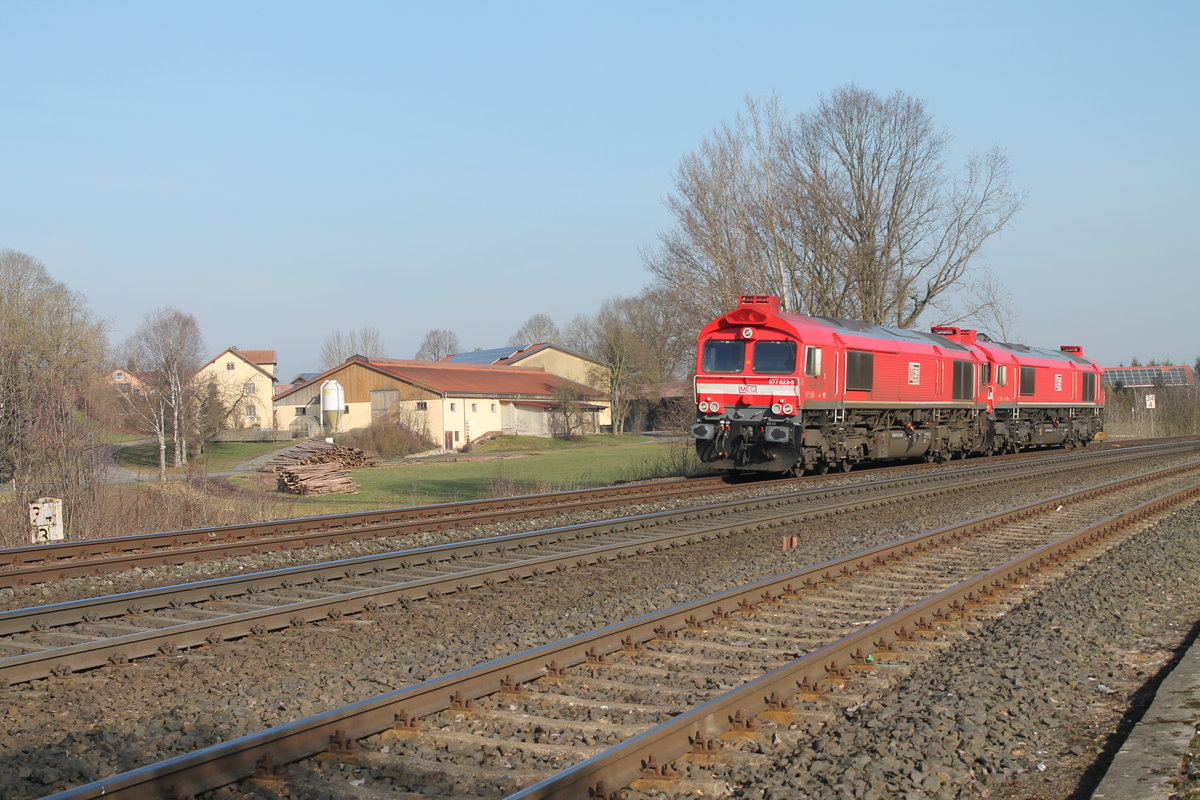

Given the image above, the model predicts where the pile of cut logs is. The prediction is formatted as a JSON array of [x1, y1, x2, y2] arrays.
[[265, 439, 374, 495], [276, 462, 359, 495]]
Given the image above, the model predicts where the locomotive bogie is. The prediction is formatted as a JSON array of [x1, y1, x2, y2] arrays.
[[691, 296, 1105, 475]]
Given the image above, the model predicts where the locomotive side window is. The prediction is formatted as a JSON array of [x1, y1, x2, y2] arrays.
[[952, 360, 974, 400], [702, 340, 746, 373], [1083, 372, 1097, 402], [752, 341, 796, 374], [846, 350, 874, 392], [980, 364, 991, 386], [1019, 366, 1036, 396], [805, 346, 822, 377]]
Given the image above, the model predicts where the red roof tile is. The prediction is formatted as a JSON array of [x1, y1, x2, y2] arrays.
[[368, 358, 602, 397]]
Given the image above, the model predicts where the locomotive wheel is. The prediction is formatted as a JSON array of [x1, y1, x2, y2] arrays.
[[839, 459, 852, 473], [814, 460, 830, 475]]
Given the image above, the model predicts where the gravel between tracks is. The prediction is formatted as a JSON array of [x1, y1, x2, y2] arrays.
[[0, 455, 1196, 799]]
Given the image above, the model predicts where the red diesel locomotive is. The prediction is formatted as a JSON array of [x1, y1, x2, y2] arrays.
[[690, 295, 1105, 474]]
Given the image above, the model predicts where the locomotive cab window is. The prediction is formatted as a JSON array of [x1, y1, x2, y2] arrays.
[[846, 350, 874, 392], [980, 364, 990, 386], [996, 365, 1008, 386], [752, 341, 796, 374], [701, 340, 746, 373], [1019, 366, 1036, 396], [805, 346, 822, 377]]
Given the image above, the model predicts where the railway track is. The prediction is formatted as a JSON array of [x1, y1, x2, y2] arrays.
[[1, 445, 1189, 685], [0, 477, 729, 587], [0, 440, 1186, 589], [36, 458, 1200, 799]]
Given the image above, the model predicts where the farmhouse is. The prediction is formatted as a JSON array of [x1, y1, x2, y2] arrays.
[[194, 348, 279, 429], [273, 356, 610, 448]]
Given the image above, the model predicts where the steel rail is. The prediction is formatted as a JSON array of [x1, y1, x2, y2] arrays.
[[3, 441, 1187, 591], [0, 477, 731, 587], [8, 453, 1187, 685], [507, 480, 1200, 799], [36, 463, 1200, 800], [3, 439, 1189, 588]]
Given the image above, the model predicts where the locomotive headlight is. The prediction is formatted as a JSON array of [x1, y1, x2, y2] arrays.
[[741, 327, 754, 339], [783, 403, 794, 415], [771, 403, 783, 414], [698, 401, 710, 412], [708, 400, 721, 414]]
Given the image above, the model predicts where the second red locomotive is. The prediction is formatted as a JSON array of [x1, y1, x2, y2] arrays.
[[691, 295, 1104, 474]]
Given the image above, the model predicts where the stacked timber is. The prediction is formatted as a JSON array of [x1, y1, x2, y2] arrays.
[[276, 463, 359, 495], [260, 440, 374, 472]]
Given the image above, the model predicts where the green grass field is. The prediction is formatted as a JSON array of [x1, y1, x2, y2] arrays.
[[231, 435, 702, 510]]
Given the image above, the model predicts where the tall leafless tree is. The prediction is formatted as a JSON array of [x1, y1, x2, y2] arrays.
[[121, 308, 205, 479], [415, 329, 460, 361], [320, 327, 386, 369], [507, 313, 560, 347], [646, 86, 1023, 332], [0, 249, 109, 543]]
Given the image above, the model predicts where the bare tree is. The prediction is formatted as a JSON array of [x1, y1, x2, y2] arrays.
[[547, 384, 587, 441], [646, 86, 1023, 330], [320, 327, 385, 369], [0, 249, 109, 543], [415, 329, 460, 361], [121, 308, 205, 478], [507, 314, 560, 346], [570, 297, 646, 435]]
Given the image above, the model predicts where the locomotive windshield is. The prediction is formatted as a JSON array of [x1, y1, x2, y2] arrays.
[[752, 341, 797, 374], [701, 340, 745, 373]]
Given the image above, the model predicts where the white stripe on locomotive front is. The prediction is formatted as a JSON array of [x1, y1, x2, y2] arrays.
[[695, 381, 800, 396]]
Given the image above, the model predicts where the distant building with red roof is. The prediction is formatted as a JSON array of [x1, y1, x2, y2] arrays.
[[273, 355, 610, 448]]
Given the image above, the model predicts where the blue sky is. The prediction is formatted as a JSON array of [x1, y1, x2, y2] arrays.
[[2, 1, 1196, 381]]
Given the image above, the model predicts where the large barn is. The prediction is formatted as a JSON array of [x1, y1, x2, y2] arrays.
[[273, 356, 610, 449]]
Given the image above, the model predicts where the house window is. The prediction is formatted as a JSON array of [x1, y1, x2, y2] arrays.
[[454, 431, 460, 442], [246, 405, 257, 419], [114, 371, 125, 381], [226, 362, 235, 371], [450, 402, 457, 411], [471, 403, 477, 412], [243, 381, 256, 396], [416, 401, 428, 411], [295, 407, 306, 416], [491, 403, 497, 412]]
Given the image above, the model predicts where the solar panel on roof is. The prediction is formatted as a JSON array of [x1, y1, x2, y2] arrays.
[[444, 346, 522, 364]]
